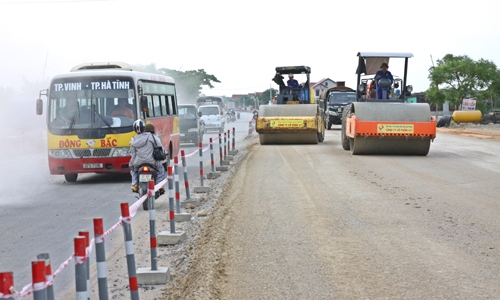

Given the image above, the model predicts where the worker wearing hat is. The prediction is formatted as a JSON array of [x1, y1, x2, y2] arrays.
[[287, 74, 299, 90], [374, 62, 394, 99]]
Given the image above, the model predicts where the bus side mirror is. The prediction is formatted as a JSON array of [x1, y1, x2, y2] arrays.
[[36, 99, 43, 115], [140, 96, 149, 114], [198, 111, 202, 117]]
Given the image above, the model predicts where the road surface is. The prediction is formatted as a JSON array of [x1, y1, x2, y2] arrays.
[[0, 112, 253, 297], [165, 125, 500, 299]]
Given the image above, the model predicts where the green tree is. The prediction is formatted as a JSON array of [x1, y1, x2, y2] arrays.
[[140, 63, 221, 103], [159, 68, 220, 103], [257, 89, 278, 105], [426, 54, 498, 111]]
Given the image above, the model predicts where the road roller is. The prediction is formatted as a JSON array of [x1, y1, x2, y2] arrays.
[[256, 66, 326, 144], [341, 52, 436, 155]]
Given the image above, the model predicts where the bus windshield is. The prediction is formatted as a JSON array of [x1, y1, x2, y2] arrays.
[[329, 93, 357, 104], [48, 77, 136, 129]]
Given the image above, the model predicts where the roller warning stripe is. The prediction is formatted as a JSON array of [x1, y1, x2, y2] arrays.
[[346, 116, 436, 140]]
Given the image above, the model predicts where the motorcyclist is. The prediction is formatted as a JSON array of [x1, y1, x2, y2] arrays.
[[129, 120, 166, 193]]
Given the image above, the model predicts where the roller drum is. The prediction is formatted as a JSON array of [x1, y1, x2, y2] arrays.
[[257, 104, 319, 145], [350, 102, 432, 155]]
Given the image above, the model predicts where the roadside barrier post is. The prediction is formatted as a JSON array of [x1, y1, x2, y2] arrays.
[[224, 132, 227, 161], [78, 231, 90, 300], [36, 253, 55, 300], [216, 133, 229, 172], [93, 218, 109, 300], [148, 180, 158, 271], [0, 272, 14, 300], [136, 180, 170, 285], [158, 166, 187, 245], [74, 236, 88, 300], [210, 138, 215, 172], [181, 150, 191, 200], [32, 260, 47, 300], [194, 141, 211, 193], [174, 157, 180, 213], [219, 134, 223, 166], [207, 138, 221, 179], [180, 150, 199, 208], [120, 203, 139, 300], [168, 166, 175, 233], [230, 127, 238, 155], [248, 121, 253, 135], [226, 130, 233, 161], [198, 142, 204, 187], [232, 127, 236, 151]]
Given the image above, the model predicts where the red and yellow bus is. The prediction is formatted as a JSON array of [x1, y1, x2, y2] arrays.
[[36, 62, 180, 182]]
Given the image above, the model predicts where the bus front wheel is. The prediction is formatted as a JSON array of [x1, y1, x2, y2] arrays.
[[65, 174, 78, 182]]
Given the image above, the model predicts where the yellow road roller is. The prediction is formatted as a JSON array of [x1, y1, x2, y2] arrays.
[[256, 66, 326, 144], [341, 52, 437, 155]]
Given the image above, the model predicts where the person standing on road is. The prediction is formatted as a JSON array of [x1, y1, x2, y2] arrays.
[[374, 62, 394, 99], [129, 120, 165, 193]]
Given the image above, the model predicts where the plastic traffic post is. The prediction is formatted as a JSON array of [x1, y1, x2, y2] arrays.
[[174, 157, 180, 213], [232, 127, 236, 151], [32, 260, 47, 300], [198, 142, 204, 187], [36, 253, 55, 300], [120, 203, 139, 300], [78, 231, 90, 300], [248, 121, 252, 135], [218, 133, 223, 166], [74, 236, 88, 300], [223, 132, 227, 161], [93, 218, 109, 300], [0, 272, 14, 300], [181, 150, 191, 200], [148, 180, 158, 271], [227, 130, 231, 154], [209, 138, 215, 172], [168, 166, 176, 233]]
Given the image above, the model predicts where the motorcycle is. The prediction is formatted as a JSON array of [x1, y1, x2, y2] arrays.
[[237, 111, 241, 119], [135, 163, 162, 210], [253, 110, 258, 121], [230, 112, 236, 122]]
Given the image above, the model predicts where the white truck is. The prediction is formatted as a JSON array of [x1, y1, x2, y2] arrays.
[[196, 96, 225, 134]]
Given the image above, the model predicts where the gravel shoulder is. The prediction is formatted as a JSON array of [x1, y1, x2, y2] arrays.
[[161, 129, 500, 299]]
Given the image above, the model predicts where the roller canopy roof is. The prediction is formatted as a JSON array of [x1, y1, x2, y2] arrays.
[[356, 52, 413, 76], [357, 52, 414, 58], [275, 66, 311, 75]]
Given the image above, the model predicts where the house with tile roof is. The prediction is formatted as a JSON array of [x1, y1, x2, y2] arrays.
[[310, 78, 337, 98]]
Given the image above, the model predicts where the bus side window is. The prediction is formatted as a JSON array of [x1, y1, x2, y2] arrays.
[[160, 95, 168, 116], [146, 95, 154, 117], [168, 95, 177, 115], [152, 95, 160, 117]]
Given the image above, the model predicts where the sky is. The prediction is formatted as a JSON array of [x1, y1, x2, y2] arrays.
[[1, 0, 500, 99]]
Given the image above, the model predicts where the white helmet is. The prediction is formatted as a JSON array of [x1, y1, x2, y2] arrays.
[[133, 119, 145, 134], [288, 74, 294, 78]]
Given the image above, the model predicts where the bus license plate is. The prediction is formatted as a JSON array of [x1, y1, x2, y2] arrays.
[[180, 133, 185, 136], [139, 174, 152, 182], [83, 163, 103, 169]]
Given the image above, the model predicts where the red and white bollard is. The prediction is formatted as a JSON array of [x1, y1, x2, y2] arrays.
[[248, 121, 253, 135], [74, 236, 87, 300], [0, 272, 14, 300], [181, 150, 191, 200], [78, 231, 90, 300], [36, 253, 55, 300], [32, 260, 47, 300]]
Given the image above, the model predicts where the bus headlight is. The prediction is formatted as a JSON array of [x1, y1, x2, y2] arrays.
[[188, 128, 198, 132], [112, 147, 131, 157], [48, 149, 72, 159]]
